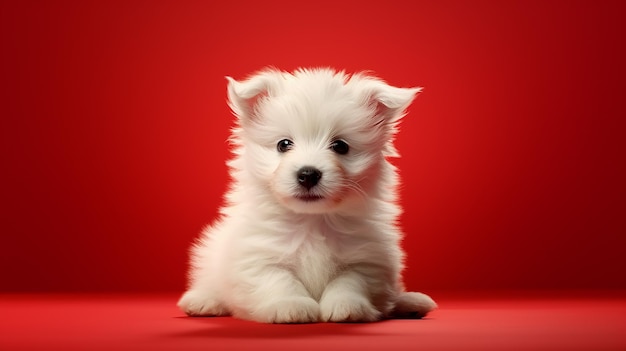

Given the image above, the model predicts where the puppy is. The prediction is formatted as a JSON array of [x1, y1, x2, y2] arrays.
[[178, 68, 436, 323]]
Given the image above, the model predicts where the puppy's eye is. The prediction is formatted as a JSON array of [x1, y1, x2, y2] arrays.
[[330, 139, 349, 155], [277, 139, 294, 153]]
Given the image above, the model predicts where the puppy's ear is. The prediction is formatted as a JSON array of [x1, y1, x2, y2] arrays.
[[360, 79, 421, 157], [367, 80, 422, 124], [226, 69, 283, 123]]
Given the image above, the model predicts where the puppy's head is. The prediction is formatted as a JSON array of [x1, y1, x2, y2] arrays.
[[227, 68, 420, 214]]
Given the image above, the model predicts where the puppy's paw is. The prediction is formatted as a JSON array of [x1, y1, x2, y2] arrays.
[[320, 292, 382, 322], [252, 296, 320, 324], [178, 290, 228, 317], [392, 291, 437, 318]]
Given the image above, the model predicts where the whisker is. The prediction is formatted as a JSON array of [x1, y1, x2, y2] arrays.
[[344, 178, 368, 203]]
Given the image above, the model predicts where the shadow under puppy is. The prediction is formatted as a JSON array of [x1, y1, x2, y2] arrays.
[[178, 68, 436, 323]]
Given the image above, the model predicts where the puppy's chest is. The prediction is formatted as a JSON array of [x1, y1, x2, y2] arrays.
[[290, 231, 340, 300]]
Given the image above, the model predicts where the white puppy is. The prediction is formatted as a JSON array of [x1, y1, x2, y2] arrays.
[[178, 68, 436, 323]]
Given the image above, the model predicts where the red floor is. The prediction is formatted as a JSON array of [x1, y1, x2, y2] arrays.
[[1, 292, 625, 351]]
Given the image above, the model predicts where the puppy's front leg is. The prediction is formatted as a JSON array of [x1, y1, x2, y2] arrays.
[[319, 269, 385, 322], [235, 265, 320, 323]]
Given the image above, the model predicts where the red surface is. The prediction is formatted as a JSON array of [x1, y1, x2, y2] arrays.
[[1, 0, 625, 294], [1, 292, 625, 351]]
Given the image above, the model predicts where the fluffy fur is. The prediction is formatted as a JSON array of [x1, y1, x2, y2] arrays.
[[178, 67, 436, 323]]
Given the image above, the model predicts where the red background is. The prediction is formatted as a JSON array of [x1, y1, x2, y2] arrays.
[[1, 0, 624, 293]]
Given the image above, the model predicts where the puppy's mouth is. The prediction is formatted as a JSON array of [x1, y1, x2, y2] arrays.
[[294, 194, 324, 202]]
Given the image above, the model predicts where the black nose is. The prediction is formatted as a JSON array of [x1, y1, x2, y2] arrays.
[[297, 166, 322, 190]]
